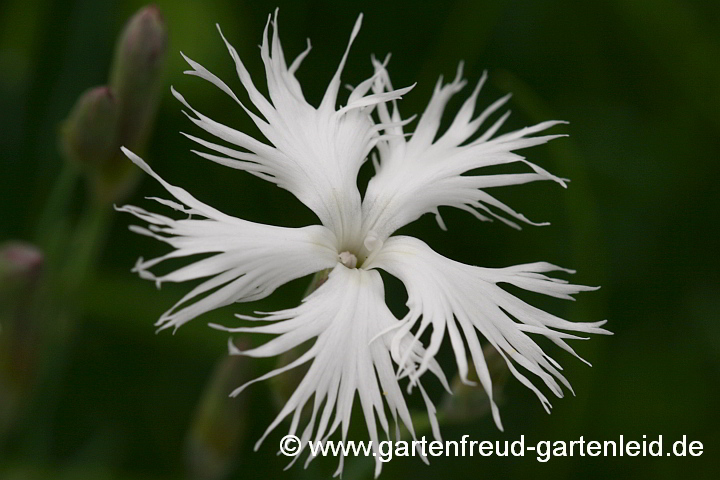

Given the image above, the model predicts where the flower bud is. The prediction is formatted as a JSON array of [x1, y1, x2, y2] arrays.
[[59, 86, 119, 170], [438, 345, 509, 424], [185, 342, 252, 480], [0, 242, 45, 434], [0, 242, 45, 338], [94, 4, 168, 203], [0, 242, 44, 289], [110, 4, 168, 150]]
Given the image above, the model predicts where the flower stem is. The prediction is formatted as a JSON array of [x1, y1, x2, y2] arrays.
[[33, 165, 80, 263], [302, 268, 331, 298], [19, 190, 112, 459]]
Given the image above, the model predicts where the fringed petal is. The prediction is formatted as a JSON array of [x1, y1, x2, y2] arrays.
[[362, 60, 568, 241], [175, 12, 412, 248], [213, 265, 443, 477], [117, 150, 338, 332], [368, 236, 611, 428]]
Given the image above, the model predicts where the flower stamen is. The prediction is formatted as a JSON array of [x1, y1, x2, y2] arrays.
[[338, 251, 357, 268]]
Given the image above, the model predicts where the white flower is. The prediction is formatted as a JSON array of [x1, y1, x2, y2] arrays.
[[119, 11, 610, 477]]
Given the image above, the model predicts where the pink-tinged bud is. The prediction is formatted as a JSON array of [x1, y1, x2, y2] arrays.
[[185, 342, 252, 480], [0, 242, 45, 435], [60, 86, 119, 170], [0, 242, 44, 305]]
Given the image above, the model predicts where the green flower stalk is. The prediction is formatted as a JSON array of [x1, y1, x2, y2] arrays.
[[186, 341, 253, 480], [267, 269, 330, 412], [439, 345, 509, 425], [19, 4, 169, 455]]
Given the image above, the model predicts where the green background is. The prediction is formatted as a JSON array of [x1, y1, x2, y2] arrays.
[[1, 0, 718, 478]]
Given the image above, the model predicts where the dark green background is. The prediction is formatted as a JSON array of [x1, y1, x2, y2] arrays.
[[1, 0, 718, 478]]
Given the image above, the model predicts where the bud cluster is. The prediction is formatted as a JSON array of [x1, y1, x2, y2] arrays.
[[60, 5, 168, 203]]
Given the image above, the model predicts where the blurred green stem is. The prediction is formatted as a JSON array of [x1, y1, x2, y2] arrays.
[[34, 165, 80, 263], [60, 198, 111, 308], [20, 169, 112, 459]]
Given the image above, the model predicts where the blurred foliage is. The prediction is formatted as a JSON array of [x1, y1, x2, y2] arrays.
[[1, 0, 718, 479]]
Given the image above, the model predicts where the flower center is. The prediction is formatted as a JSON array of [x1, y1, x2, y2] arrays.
[[338, 251, 358, 269], [336, 231, 383, 269]]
